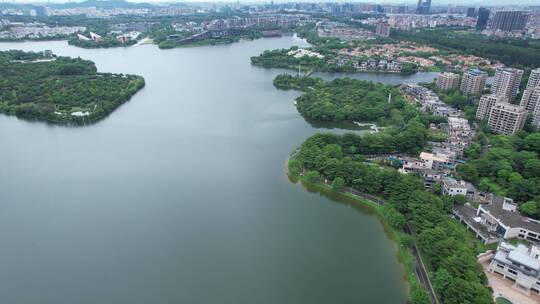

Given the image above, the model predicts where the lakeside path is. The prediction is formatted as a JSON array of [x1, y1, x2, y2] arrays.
[[308, 174, 440, 304]]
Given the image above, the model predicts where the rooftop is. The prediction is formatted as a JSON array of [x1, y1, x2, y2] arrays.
[[482, 198, 540, 233]]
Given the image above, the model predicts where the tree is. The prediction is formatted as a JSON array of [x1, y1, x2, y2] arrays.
[[288, 158, 300, 176], [452, 195, 467, 206], [520, 201, 538, 217], [383, 205, 406, 229], [305, 170, 321, 183], [457, 163, 479, 183], [432, 267, 452, 301], [331, 177, 345, 191], [522, 132, 540, 154], [410, 283, 430, 304]]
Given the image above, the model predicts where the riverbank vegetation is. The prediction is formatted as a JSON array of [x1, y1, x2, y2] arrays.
[[68, 34, 137, 48], [0, 50, 145, 125], [457, 132, 540, 219], [288, 132, 493, 304]]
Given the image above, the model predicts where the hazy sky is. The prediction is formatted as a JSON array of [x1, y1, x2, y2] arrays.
[[4, 0, 539, 6]]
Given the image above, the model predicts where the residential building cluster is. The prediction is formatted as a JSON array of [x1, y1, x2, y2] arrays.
[[44, 7, 151, 17], [474, 68, 540, 134], [328, 57, 403, 73], [0, 21, 85, 39], [475, 9, 540, 40], [460, 69, 488, 95], [340, 42, 438, 60], [520, 69, 540, 129], [316, 21, 375, 41], [398, 83, 475, 187], [202, 15, 301, 31], [337, 42, 502, 72], [287, 48, 324, 59], [167, 15, 304, 42], [400, 83, 461, 117], [385, 14, 476, 31]]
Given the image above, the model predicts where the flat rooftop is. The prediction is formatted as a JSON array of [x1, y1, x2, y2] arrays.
[[482, 199, 540, 233]]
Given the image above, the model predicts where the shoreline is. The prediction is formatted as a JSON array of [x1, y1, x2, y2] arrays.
[[252, 62, 419, 76], [287, 162, 423, 303]]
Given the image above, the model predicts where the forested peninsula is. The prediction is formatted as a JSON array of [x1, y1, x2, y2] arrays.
[[274, 74, 445, 143], [274, 74, 410, 123], [0, 50, 145, 125]]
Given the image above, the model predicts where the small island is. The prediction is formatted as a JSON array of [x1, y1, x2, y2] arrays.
[[0, 50, 145, 125], [155, 29, 262, 49]]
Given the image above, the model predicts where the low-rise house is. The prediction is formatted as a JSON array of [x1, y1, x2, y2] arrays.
[[454, 196, 540, 244], [419, 168, 443, 189], [420, 151, 454, 170], [489, 242, 540, 295], [287, 48, 324, 59], [442, 177, 467, 196], [464, 182, 477, 200], [478, 198, 540, 243], [397, 156, 424, 174], [89, 31, 102, 43]]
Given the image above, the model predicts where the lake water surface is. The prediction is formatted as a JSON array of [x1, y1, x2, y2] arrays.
[[0, 37, 434, 304]]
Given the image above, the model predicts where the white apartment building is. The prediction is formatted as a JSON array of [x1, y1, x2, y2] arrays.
[[476, 94, 508, 120], [489, 242, 540, 295], [436, 72, 460, 92], [419, 151, 454, 170], [487, 101, 527, 135], [460, 69, 488, 95], [521, 68, 540, 111], [441, 177, 467, 196], [492, 67, 524, 101], [454, 196, 540, 244], [375, 22, 390, 37], [530, 87, 540, 129]]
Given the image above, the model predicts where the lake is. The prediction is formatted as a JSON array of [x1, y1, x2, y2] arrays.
[[0, 36, 433, 304]]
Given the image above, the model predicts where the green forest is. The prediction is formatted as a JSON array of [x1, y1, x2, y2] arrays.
[[457, 132, 540, 219], [289, 132, 493, 304], [274, 74, 421, 124], [251, 47, 334, 71], [0, 50, 145, 125]]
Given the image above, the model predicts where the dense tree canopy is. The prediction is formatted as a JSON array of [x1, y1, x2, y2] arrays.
[[457, 132, 540, 218], [0, 50, 145, 125], [274, 75, 424, 127]]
